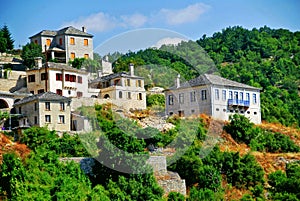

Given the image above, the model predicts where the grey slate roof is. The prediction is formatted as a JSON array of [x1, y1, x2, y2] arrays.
[[89, 72, 144, 84], [14, 92, 70, 106], [167, 74, 260, 90], [27, 62, 88, 74], [29, 26, 93, 39]]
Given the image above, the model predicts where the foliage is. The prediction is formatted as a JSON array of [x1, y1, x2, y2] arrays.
[[0, 149, 107, 200], [146, 94, 165, 107], [225, 114, 300, 153], [268, 162, 300, 200], [21, 42, 44, 68], [0, 25, 14, 52], [21, 126, 89, 157], [187, 187, 224, 201], [167, 192, 185, 201], [69, 57, 86, 69]]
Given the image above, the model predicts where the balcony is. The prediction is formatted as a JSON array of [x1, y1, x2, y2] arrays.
[[228, 99, 250, 107]]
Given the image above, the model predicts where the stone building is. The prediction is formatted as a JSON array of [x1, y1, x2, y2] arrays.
[[89, 64, 146, 110], [13, 92, 71, 132], [164, 74, 261, 124], [29, 26, 93, 63], [26, 59, 90, 98]]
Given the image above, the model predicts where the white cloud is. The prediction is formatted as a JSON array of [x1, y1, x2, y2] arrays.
[[61, 3, 210, 33], [159, 3, 209, 25], [153, 37, 187, 48], [121, 14, 148, 28], [62, 12, 117, 32]]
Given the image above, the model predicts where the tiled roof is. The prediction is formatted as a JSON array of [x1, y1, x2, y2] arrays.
[[29, 26, 93, 38], [167, 74, 260, 90], [14, 92, 70, 106]]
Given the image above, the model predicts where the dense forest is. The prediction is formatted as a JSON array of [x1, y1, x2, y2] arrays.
[[112, 26, 300, 127]]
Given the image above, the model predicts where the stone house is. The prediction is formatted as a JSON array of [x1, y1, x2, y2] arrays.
[[26, 59, 90, 98], [164, 74, 261, 124], [29, 26, 93, 63], [13, 92, 71, 132], [89, 64, 147, 110]]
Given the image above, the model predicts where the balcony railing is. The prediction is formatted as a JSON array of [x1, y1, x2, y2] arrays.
[[228, 99, 250, 107]]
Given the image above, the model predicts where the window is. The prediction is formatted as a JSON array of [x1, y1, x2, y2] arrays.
[[65, 74, 70, 81], [223, 109, 226, 112], [191, 109, 195, 113], [138, 93, 143, 100], [229, 91, 233, 99], [84, 54, 89, 59], [46, 39, 51, 46], [179, 93, 184, 104], [45, 115, 51, 123], [59, 115, 65, 124], [215, 89, 219, 100], [253, 94, 257, 104], [246, 93, 250, 101], [77, 91, 83, 97], [45, 102, 50, 110], [41, 73, 47, 81], [56, 89, 62, 96], [59, 38, 63, 45], [70, 52, 75, 60], [18, 107, 21, 114], [240, 92, 244, 100], [56, 73, 63, 81], [119, 91, 122, 99], [68, 90, 71, 95], [168, 95, 174, 105], [69, 75, 76, 82], [254, 111, 257, 115], [126, 79, 131, 86], [216, 108, 220, 111], [77, 76, 82, 83], [201, 90, 207, 100], [84, 39, 88, 46], [38, 89, 44, 94], [28, 75, 35, 82], [70, 37, 75, 45], [34, 116, 38, 124], [127, 92, 131, 99], [137, 80, 142, 87], [247, 111, 250, 114], [234, 91, 238, 100], [34, 103, 37, 111], [60, 102, 65, 111], [222, 90, 226, 101], [34, 40, 38, 44], [30, 91, 34, 94], [190, 91, 196, 102]]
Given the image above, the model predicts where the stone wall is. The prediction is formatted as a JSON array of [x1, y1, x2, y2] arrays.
[[60, 156, 186, 197]]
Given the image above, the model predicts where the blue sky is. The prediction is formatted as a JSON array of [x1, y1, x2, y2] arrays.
[[1, 0, 299, 55]]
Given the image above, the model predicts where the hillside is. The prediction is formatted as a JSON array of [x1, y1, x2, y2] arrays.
[[112, 26, 300, 127]]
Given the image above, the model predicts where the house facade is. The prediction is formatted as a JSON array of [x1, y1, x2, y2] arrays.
[[13, 92, 71, 132], [89, 64, 146, 110], [26, 60, 89, 98], [164, 74, 261, 124], [29, 26, 93, 63]]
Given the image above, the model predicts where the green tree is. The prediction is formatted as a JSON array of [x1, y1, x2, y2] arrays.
[[1, 25, 14, 50], [21, 42, 44, 68]]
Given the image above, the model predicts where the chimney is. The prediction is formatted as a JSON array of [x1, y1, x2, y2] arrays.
[[82, 26, 86, 33], [175, 74, 180, 88], [129, 63, 134, 76], [34, 57, 43, 68]]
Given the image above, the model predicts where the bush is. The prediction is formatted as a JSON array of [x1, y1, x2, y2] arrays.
[[168, 192, 185, 201]]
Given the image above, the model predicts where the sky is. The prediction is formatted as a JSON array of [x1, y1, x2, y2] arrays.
[[1, 0, 299, 55]]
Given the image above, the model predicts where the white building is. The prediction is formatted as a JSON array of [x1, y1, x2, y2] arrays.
[[164, 74, 261, 124], [26, 59, 90, 98]]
